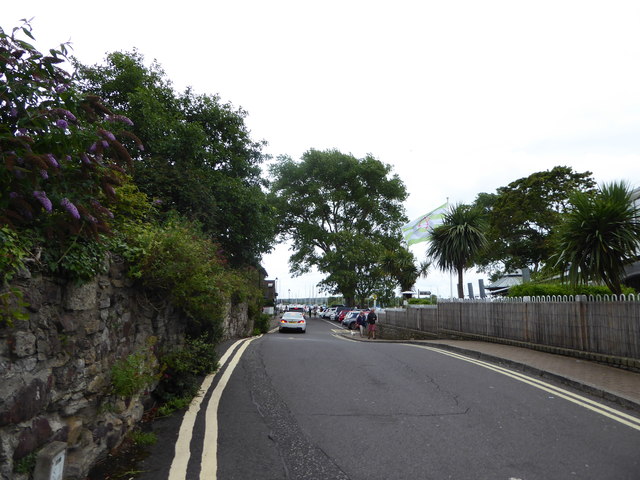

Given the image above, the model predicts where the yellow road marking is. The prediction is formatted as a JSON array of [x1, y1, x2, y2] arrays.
[[167, 336, 257, 480]]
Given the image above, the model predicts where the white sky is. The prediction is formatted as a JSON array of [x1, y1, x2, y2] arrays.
[[5, 1, 640, 301]]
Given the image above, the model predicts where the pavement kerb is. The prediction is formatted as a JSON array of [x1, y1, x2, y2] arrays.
[[340, 333, 640, 412]]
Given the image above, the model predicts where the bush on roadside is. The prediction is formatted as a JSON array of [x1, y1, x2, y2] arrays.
[[154, 336, 219, 406], [508, 283, 636, 297]]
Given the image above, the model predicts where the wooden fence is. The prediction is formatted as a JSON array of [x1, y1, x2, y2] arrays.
[[379, 295, 640, 360]]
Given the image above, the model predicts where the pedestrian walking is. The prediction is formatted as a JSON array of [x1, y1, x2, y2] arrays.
[[356, 310, 367, 337], [367, 308, 377, 339]]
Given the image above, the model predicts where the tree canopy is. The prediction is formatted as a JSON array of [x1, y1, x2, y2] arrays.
[[474, 166, 596, 278], [75, 51, 277, 266], [269, 149, 409, 305]]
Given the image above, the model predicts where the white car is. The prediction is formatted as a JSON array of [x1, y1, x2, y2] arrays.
[[279, 311, 306, 333]]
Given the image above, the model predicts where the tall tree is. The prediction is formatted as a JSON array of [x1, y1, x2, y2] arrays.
[[553, 181, 640, 295], [75, 51, 276, 266], [474, 166, 596, 278], [427, 203, 487, 298], [270, 149, 408, 305]]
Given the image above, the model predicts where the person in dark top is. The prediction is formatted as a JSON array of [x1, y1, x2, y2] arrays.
[[367, 308, 377, 339]]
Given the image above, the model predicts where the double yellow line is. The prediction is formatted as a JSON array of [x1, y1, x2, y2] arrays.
[[169, 336, 258, 480], [405, 344, 640, 432]]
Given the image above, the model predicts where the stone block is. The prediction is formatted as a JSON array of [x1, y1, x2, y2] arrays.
[[98, 295, 111, 309], [0, 375, 52, 426], [83, 317, 101, 335], [13, 331, 37, 357], [63, 281, 97, 311]]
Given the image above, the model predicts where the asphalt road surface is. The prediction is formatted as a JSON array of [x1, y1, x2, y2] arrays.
[[142, 315, 640, 480]]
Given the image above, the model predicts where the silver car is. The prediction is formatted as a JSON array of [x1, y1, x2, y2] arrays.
[[279, 311, 307, 333]]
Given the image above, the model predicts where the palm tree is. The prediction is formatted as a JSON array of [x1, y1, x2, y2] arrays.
[[554, 181, 640, 295], [427, 203, 487, 298]]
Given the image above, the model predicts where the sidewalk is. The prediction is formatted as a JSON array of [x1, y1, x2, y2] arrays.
[[343, 331, 640, 412]]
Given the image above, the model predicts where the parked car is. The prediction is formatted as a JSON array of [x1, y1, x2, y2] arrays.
[[335, 308, 352, 323], [341, 311, 361, 329], [322, 307, 337, 319], [342, 310, 371, 329], [330, 306, 350, 321], [279, 311, 306, 333]]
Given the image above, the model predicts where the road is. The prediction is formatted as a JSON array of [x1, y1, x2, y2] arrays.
[[149, 315, 640, 480]]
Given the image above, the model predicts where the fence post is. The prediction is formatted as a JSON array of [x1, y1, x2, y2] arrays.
[[576, 295, 589, 351]]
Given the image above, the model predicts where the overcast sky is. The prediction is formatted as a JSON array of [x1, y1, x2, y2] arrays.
[[5, 1, 640, 300]]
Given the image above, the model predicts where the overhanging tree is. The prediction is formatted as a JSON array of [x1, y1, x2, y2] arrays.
[[75, 51, 276, 266], [269, 149, 408, 305]]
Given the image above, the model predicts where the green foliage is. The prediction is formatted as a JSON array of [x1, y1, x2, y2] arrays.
[[408, 297, 437, 305], [507, 282, 635, 297], [157, 396, 192, 417], [270, 149, 408, 304], [111, 339, 159, 397], [553, 181, 640, 295], [41, 235, 109, 281], [0, 287, 29, 327], [1, 22, 139, 241], [0, 226, 29, 282], [130, 430, 157, 446], [474, 166, 596, 277], [154, 336, 219, 404], [119, 216, 231, 337], [13, 451, 37, 474], [75, 51, 277, 267], [254, 313, 271, 335]]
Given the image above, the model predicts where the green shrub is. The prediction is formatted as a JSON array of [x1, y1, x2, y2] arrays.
[[408, 297, 437, 305], [508, 283, 635, 297], [111, 339, 159, 397], [13, 451, 37, 474], [154, 336, 219, 404], [254, 313, 271, 334]]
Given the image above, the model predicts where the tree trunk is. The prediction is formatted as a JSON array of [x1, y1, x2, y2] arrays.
[[457, 267, 464, 298]]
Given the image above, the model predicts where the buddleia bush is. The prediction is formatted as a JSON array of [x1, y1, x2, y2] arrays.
[[1, 21, 142, 280]]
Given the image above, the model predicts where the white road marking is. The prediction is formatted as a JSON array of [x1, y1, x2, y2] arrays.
[[405, 344, 640, 432]]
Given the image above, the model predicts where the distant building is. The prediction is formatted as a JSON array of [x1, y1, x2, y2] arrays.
[[623, 187, 640, 290], [485, 270, 524, 296]]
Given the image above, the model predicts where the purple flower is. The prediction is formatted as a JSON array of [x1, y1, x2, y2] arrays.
[[56, 119, 68, 129], [65, 155, 72, 162], [40, 169, 49, 179], [89, 143, 98, 153], [99, 129, 117, 141], [9, 107, 17, 118], [55, 84, 68, 93], [9, 192, 19, 199], [80, 153, 91, 164], [106, 115, 134, 126], [60, 198, 80, 219], [46, 154, 59, 168], [101, 140, 109, 148], [33, 191, 53, 212]]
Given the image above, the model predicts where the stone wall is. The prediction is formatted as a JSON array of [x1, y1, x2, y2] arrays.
[[0, 255, 251, 480]]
